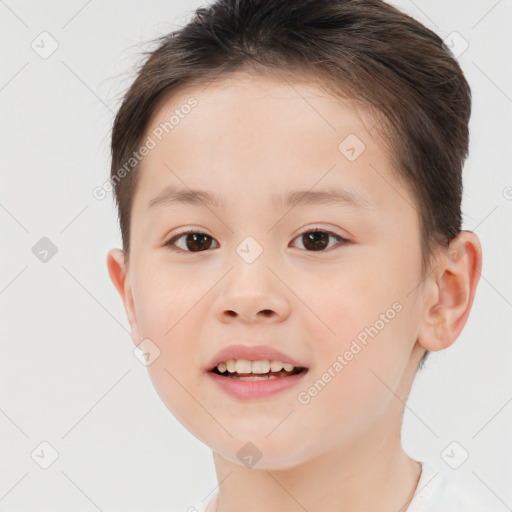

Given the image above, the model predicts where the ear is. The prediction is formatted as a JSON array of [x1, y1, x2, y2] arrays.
[[418, 231, 482, 352], [106, 248, 141, 348]]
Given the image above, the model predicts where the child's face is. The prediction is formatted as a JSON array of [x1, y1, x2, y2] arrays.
[[110, 73, 432, 468]]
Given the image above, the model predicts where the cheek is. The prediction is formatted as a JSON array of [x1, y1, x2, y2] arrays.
[[308, 264, 392, 341], [132, 268, 210, 431], [133, 260, 202, 335], [131, 264, 209, 391], [301, 309, 412, 449], [302, 260, 415, 423]]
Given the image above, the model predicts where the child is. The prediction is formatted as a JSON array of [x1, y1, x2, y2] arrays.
[[106, 0, 494, 510]]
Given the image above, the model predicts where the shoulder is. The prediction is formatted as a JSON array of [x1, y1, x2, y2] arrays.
[[407, 462, 502, 512]]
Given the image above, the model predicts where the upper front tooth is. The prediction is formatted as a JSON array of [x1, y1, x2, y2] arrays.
[[219, 359, 295, 373], [235, 359, 252, 373], [251, 360, 271, 374]]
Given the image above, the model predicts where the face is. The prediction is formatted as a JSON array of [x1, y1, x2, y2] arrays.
[[108, 72, 433, 469]]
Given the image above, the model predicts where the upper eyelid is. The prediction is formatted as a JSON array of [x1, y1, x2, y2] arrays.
[[295, 226, 348, 239]]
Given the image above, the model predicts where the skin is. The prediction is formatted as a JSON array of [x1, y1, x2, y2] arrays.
[[107, 71, 482, 512]]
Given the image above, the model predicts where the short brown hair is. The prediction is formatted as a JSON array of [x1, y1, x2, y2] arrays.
[[110, 0, 472, 369]]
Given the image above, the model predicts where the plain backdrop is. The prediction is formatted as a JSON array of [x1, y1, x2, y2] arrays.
[[1, 0, 511, 510]]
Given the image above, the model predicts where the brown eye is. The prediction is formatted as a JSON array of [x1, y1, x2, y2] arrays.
[[165, 231, 219, 252], [291, 229, 350, 252]]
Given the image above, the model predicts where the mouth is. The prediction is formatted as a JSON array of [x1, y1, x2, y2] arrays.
[[206, 361, 309, 400], [210, 364, 308, 381], [204, 345, 309, 398]]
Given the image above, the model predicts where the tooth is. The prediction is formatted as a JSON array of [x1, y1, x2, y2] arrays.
[[218, 359, 297, 374], [251, 360, 270, 374], [270, 360, 284, 372], [235, 359, 252, 373]]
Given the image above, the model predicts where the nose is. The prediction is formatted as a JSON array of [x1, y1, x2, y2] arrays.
[[214, 262, 291, 325]]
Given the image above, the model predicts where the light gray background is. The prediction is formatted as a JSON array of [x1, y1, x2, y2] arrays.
[[1, 0, 511, 510]]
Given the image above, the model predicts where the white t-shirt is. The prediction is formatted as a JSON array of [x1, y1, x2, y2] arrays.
[[406, 461, 500, 511], [194, 461, 500, 511]]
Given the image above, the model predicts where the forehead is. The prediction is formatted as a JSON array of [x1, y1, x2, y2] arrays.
[[147, 71, 379, 142], [133, 72, 409, 218]]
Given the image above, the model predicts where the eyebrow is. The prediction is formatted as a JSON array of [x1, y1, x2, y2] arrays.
[[147, 185, 375, 212]]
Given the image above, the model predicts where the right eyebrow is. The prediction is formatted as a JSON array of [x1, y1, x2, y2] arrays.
[[147, 187, 226, 211]]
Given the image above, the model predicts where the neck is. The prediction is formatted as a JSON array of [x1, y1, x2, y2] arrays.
[[210, 424, 422, 511]]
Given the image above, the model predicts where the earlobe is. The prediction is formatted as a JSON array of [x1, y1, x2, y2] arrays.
[[418, 231, 482, 352]]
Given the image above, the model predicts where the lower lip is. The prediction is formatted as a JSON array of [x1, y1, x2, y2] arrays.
[[206, 370, 308, 400]]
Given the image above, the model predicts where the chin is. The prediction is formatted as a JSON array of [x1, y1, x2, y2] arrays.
[[211, 436, 312, 471]]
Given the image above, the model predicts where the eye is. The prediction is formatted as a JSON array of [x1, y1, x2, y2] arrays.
[[290, 228, 350, 252], [164, 227, 350, 253], [165, 230, 219, 252]]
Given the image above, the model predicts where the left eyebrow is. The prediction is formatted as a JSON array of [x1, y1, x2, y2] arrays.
[[274, 187, 375, 211], [147, 185, 375, 212]]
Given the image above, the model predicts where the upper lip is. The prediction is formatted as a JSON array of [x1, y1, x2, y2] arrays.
[[205, 344, 308, 372]]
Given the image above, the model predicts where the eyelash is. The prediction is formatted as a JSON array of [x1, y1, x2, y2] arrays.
[[164, 227, 351, 253]]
